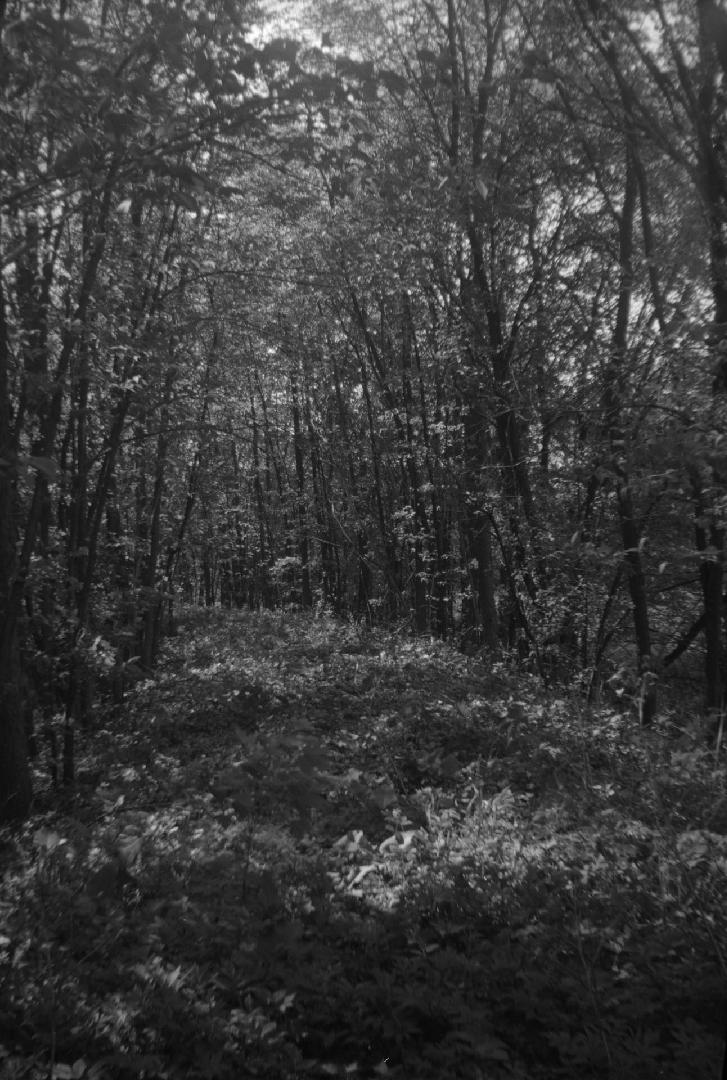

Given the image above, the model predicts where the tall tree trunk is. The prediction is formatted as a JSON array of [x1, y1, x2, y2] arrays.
[[164, 372, 211, 614], [696, 1, 727, 712], [416, 366, 449, 637], [332, 350, 371, 618], [304, 381, 339, 610], [401, 299, 429, 632], [0, 264, 32, 821], [606, 147, 656, 724], [249, 382, 271, 605], [359, 350, 400, 617], [291, 374, 313, 608], [460, 398, 499, 650], [139, 365, 175, 667]]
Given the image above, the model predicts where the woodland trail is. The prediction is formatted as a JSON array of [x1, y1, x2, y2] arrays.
[[1, 609, 726, 1080]]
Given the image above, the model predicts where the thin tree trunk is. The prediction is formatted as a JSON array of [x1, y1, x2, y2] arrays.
[[332, 350, 371, 618], [359, 351, 400, 616], [291, 373, 313, 607], [401, 299, 429, 632], [139, 365, 175, 667], [461, 400, 499, 650], [607, 147, 656, 724]]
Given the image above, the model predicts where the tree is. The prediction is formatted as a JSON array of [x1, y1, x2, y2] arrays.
[[0, 0, 271, 818]]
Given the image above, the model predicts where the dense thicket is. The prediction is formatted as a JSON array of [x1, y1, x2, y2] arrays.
[[2, 0, 727, 820]]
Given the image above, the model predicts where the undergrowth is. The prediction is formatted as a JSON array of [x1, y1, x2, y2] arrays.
[[1, 608, 725, 1079]]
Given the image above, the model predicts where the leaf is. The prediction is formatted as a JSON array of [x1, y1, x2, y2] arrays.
[[379, 829, 419, 852], [676, 830, 710, 867], [33, 827, 62, 852], [475, 177, 488, 200], [334, 829, 367, 853], [350, 864, 377, 886], [371, 782, 398, 809], [118, 836, 143, 868]]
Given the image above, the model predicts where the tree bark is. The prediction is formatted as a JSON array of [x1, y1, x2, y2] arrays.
[[696, 0, 727, 711], [0, 271, 32, 821], [609, 147, 656, 723], [291, 374, 313, 608]]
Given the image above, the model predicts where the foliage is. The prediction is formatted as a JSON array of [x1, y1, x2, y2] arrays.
[[1, 610, 724, 1079], [2, 0, 727, 1069], [5, 0, 727, 823]]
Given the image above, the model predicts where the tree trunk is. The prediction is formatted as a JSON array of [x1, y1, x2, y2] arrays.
[[359, 350, 400, 616], [697, 3, 727, 712], [0, 267, 32, 820], [139, 364, 175, 667], [461, 401, 499, 649], [607, 147, 656, 724], [291, 374, 313, 607], [400, 300, 429, 632]]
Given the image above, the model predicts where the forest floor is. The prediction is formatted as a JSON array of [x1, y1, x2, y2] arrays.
[[1, 608, 726, 1080]]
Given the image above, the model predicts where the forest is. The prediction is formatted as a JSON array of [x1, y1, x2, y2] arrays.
[[1, 0, 727, 1076]]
